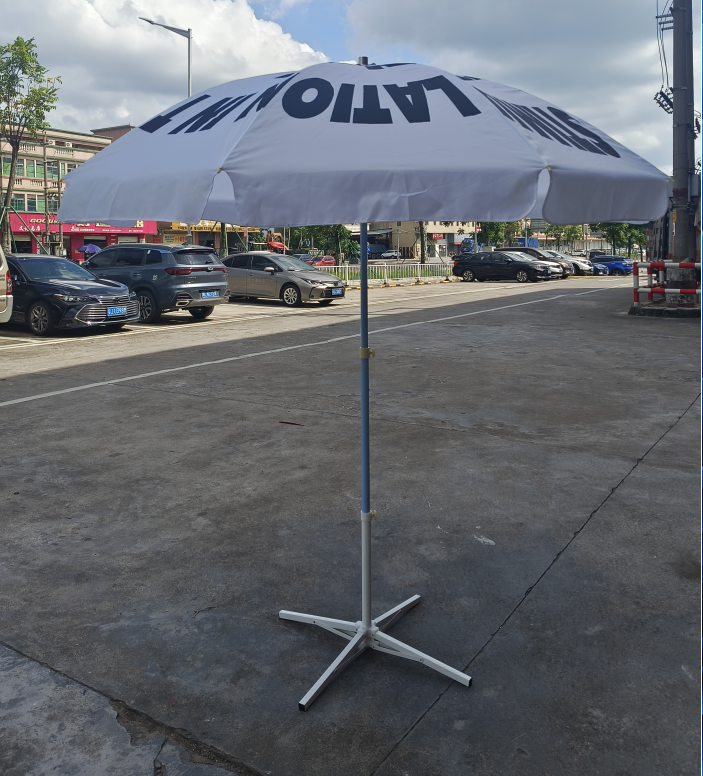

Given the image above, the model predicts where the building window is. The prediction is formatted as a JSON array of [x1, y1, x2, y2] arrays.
[[59, 162, 77, 176], [47, 195, 59, 214], [26, 159, 35, 177], [46, 160, 59, 180], [35, 160, 45, 179], [26, 194, 45, 213], [2, 157, 26, 177], [10, 194, 25, 211]]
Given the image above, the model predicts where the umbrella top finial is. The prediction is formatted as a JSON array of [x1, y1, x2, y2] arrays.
[[357, 56, 368, 66]]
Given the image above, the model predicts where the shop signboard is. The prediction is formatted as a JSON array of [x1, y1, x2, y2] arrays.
[[9, 213, 157, 235]]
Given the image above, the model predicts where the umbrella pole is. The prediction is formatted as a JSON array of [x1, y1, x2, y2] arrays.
[[359, 222, 372, 631], [279, 223, 471, 711]]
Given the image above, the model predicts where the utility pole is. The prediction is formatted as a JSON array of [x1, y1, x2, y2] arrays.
[[418, 220, 427, 263], [220, 222, 228, 257], [43, 133, 49, 253], [670, 0, 696, 261]]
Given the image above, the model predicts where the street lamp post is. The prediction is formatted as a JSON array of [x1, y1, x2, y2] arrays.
[[140, 17, 193, 241]]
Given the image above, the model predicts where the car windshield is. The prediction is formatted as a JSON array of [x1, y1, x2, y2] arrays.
[[507, 252, 540, 262], [17, 259, 97, 281], [275, 256, 316, 271], [174, 250, 219, 265]]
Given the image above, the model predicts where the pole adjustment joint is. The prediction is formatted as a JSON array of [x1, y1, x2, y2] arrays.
[[361, 510, 377, 522], [360, 348, 375, 359]]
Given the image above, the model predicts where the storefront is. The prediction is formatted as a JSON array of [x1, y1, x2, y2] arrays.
[[8, 213, 158, 256], [159, 222, 247, 253]]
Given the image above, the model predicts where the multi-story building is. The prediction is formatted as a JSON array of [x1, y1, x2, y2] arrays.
[[0, 125, 157, 257]]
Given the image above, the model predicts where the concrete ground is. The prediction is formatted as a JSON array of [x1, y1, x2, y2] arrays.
[[0, 277, 699, 776]]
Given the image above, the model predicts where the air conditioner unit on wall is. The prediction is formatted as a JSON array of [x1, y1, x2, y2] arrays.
[[46, 139, 56, 145], [64, 142, 72, 148]]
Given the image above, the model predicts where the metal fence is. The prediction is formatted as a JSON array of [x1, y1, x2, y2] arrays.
[[316, 262, 457, 285]]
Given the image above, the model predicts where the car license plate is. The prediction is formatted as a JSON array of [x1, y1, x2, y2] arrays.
[[201, 291, 219, 298], [331, 289, 343, 295], [107, 306, 127, 316]]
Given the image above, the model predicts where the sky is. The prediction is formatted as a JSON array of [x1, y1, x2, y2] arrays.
[[2, 0, 700, 173]]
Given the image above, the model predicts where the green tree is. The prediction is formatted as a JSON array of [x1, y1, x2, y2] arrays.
[[563, 225, 583, 251], [286, 224, 358, 259], [477, 222, 508, 246], [623, 224, 646, 258], [503, 221, 522, 244], [0, 37, 60, 252], [545, 224, 565, 248], [591, 223, 627, 254]]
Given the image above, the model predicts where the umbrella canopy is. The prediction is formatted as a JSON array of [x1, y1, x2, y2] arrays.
[[76, 244, 102, 253], [59, 62, 668, 228]]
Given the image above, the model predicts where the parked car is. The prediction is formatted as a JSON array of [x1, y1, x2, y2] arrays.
[[588, 249, 607, 260], [544, 250, 594, 276], [380, 249, 399, 260], [308, 255, 337, 266], [501, 246, 573, 277], [589, 256, 634, 275], [502, 250, 564, 278], [592, 263, 609, 275], [452, 252, 553, 283], [83, 243, 228, 323], [6, 254, 139, 336], [0, 248, 12, 324], [222, 252, 345, 306]]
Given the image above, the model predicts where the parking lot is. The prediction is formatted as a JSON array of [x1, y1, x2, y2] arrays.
[[0, 277, 699, 776]]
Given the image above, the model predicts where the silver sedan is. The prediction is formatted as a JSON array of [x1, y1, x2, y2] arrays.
[[222, 252, 345, 307]]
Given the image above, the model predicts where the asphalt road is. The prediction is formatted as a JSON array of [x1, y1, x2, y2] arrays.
[[0, 277, 699, 776]]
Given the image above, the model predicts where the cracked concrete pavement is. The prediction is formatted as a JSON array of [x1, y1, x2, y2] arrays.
[[0, 279, 699, 775]]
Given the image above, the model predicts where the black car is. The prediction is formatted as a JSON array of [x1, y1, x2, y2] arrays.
[[500, 246, 573, 278], [6, 255, 139, 336], [452, 252, 552, 283]]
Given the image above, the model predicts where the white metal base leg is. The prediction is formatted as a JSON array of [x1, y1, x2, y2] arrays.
[[279, 595, 471, 710]]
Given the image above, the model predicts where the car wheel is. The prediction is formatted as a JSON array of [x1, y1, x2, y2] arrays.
[[462, 269, 475, 282], [515, 269, 530, 283], [318, 299, 334, 306], [136, 290, 160, 323], [27, 301, 55, 336], [611, 269, 624, 276], [281, 284, 302, 306], [560, 274, 570, 279], [188, 306, 214, 319]]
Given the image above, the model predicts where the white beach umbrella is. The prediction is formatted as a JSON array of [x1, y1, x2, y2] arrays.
[[58, 61, 668, 711], [59, 62, 667, 228]]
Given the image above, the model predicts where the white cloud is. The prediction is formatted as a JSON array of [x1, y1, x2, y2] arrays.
[[346, 0, 701, 173], [2, 0, 326, 132]]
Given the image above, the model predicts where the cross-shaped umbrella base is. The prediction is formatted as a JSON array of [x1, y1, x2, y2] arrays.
[[279, 594, 472, 711]]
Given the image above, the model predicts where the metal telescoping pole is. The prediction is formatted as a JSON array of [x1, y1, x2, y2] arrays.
[[187, 29, 192, 98], [186, 29, 193, 241], [359, 222, 372, 631]]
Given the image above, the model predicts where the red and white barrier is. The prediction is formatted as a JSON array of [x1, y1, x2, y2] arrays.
[[632, 262, 701, 306]]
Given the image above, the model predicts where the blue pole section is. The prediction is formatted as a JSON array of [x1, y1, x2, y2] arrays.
[[359, 222, 372, 630], [360, 224, 370, 513]]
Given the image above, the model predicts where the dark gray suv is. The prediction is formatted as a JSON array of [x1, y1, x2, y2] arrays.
[[83, 244, 229, 322]]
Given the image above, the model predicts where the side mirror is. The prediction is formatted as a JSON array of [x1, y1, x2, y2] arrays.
[[265, 266, 276, 273]]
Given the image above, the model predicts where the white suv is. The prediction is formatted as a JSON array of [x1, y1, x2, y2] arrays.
[[0, 247, 13, 323]]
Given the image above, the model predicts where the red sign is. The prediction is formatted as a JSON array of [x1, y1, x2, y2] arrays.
[[9, 213, 157, 235], [431, 233, 445, 240]]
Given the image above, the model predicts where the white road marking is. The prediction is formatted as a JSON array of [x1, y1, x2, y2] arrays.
[[0, 279, 622, 352], [0, 287, 618, 407]]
